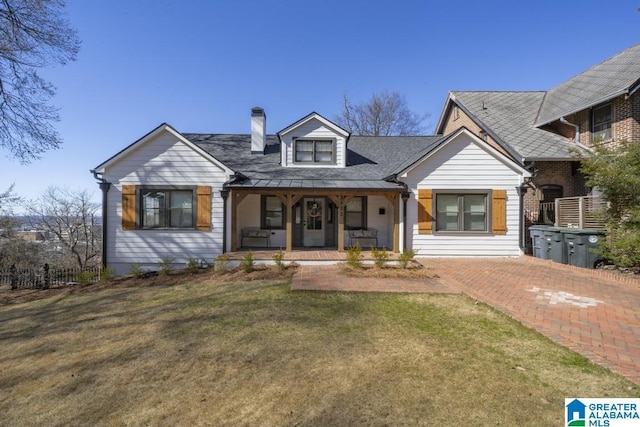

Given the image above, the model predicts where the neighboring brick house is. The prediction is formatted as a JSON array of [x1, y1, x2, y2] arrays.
[[436, 43, 640, 250]]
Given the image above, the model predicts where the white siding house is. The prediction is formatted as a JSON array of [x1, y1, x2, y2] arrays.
[[400, 128, 530, 257], [94, 124, 232, 275], [93, 112, 532, 276]]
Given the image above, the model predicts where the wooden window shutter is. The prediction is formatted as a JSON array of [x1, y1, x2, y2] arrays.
[[491, 189, 507, 235], [196, 186, 212, 231], [417, 189, 433, 234], [121, 185, 136, 230]]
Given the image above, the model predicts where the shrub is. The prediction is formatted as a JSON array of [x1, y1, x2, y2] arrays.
[[214, 254, 229, 272], [100, 268, 115, 282], [346, 245, 362, 269], [398, 249, 417, 269], [272, 249, 285, 270], [371, 246, 389, 268], [186, 256, 199, 273], [75, 270, 95, 286], [240, 251, 254, 273], [158, 256, 174, 276], [579, 141, 640, 267], [130, 263, 143, 278], [601, 227, 640, 268]]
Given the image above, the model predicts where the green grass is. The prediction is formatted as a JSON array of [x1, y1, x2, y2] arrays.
[[0, 277, 637, 426]]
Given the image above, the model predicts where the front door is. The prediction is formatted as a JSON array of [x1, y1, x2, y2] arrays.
[[303, 197, 325, 246]]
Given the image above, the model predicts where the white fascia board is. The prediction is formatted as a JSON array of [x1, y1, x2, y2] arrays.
[[278, 112, 350, 138], [400, 127, 531, 179], [93, 124, 233, 175], [434, 92, 456, 134]]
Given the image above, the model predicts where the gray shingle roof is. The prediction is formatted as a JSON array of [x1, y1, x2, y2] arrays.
[[183, 133, 443, 189], [535, 43, 640, 126], [451, 91, 582, 161]]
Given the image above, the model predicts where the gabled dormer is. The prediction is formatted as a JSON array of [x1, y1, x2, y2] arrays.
[[277, 112, 350, 168]]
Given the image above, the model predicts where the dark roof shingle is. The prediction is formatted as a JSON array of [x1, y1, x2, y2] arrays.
[[450, 91, 583, 160], [183, 133, 443, 188], [536, 43, 640, 126]]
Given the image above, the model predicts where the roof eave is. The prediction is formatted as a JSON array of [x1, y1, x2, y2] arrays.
[[434, 92, 456, 134], [93, 123, 234, 175], [534, 88, 629, 127], [277, 112, 350, 137]]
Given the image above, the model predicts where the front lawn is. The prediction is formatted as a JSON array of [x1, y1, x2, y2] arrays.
[[0, 274, 636, 425]]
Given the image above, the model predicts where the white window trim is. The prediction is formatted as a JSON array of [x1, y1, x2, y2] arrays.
[[293, 138, 336, 165]]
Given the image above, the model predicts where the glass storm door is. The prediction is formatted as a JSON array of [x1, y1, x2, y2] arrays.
[[303, 198, 325, 246]]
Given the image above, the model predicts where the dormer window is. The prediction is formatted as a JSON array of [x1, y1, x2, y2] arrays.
[[294, 139, 335, 164]]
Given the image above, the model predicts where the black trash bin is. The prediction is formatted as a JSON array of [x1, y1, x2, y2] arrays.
[[563, 229, 605, 269], [529, 225, 551, 259], [543, 227, 568, 264]]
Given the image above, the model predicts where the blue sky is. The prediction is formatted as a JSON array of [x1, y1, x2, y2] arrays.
[[1, 0, 639, 207]]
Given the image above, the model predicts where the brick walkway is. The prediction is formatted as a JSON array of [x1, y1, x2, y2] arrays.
[[291, 256, 640, 384]]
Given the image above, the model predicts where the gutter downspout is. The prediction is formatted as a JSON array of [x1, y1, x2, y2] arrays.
[[386, 174, 410, 252], [560, 117, 580, 144], [401, 191, 411, 252], [516, 184, 526, 252], [91, 169, 111, 268], [220, 188, 229, 254], [518, 163, 535, 253], [560, 117, 591, 151]]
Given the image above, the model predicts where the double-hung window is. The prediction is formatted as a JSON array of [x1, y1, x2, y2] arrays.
[[141, 189, 195, 229], [592, 103, 612, 142], [345, 197, 366, 230], [261, 195, 285, 229], [294, 139, 334, 163], [435, 192, 487, 232]]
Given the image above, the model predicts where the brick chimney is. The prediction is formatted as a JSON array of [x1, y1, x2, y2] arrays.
[[251, 107, 266, 154]]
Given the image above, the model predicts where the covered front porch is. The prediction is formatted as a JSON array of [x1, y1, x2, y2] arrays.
[[224, 187, 409, 253]]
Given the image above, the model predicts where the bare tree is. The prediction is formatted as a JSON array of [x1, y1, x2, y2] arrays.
[[0, 0, 80, 163], [0, 184, 20, 237], [25, 187, 100, 269], [336, 91, 428, 136]]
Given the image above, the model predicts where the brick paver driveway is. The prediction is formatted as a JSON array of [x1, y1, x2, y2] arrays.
[[422, 256, 640, 384]]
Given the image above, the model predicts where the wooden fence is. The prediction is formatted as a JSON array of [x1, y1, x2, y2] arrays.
[[555, 196, 607, 229], [0, 264, 103, 290]]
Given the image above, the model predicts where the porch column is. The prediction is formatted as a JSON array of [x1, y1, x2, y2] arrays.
[[286, 194, 293, 252], [230, 190, 238, 251], [337, 196, 345, 252], [385, 194, 400, 253], [230, 190, 249, 251], [327, 194, 346, 252]]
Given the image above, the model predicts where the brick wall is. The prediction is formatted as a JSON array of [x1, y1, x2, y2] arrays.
[[440, 102, 514, 160], [564, 94, 640, 148], [523, 161, 587, 225]]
